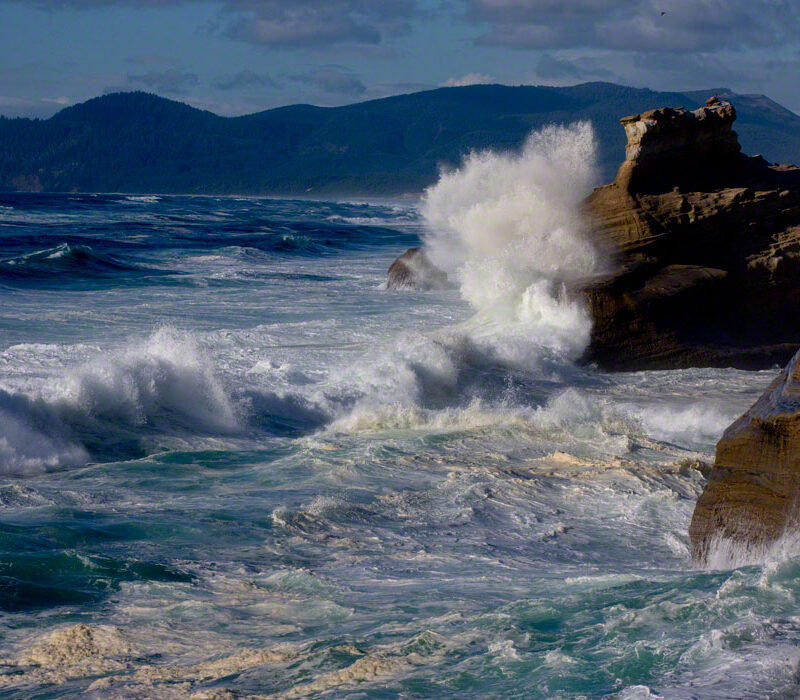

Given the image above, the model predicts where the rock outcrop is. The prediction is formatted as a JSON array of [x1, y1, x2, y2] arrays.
[[582, 97, 800, 370], [386, 247, 450, 290], [689, 347, 800, 565]]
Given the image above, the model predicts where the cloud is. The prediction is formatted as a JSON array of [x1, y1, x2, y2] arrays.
[[127, 69, 199, 94], [8, 0, 800, 116], [442, 72, 495, 87], [11, 0, 422, 49], [0, 95, 37, 112], [225, 5, 377, 48], [372, 80, 436, 97], [534, 54, 582, 80], [221, 0, 420, 49], [12, 0, 800, 56], [17, 1, 189, 6], [0, 94, 72, 118], [468, 0, 800, 53], [39, 96, 71, 105], [288, 66, 366, 95], [214, 70, 278, 90], [13, 0, 189, 7]]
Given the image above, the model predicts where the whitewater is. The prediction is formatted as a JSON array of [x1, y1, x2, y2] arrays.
[[1, 126, 799, 698]]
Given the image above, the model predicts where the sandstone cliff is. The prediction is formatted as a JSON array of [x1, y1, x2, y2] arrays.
[[690, 347, 800, 565], [582, 97, 800, 370]]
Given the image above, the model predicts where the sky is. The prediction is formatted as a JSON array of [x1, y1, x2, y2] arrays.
[[1, 0, 800, 119]]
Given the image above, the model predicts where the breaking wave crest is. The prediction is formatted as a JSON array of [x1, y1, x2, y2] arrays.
[[0, 328, 239, 474]]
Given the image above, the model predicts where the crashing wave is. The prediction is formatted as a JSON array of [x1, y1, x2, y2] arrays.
[[0, 328, 239, 474]]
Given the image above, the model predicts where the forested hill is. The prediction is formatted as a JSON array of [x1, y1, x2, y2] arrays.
[[2, 82, 800, 196]]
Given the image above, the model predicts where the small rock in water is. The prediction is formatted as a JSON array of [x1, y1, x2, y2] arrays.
[[386, 247, 450, 290]]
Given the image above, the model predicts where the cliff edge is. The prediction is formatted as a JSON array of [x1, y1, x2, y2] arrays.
[[582, 97, 800, 370]]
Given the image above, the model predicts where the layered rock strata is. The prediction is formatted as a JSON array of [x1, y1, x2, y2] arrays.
[[386, 247, 450, 290], [582, 97, 800, 370], [689, 347, 800, 564]]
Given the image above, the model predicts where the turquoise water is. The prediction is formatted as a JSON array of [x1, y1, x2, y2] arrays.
[[0, 193, 796, 699]]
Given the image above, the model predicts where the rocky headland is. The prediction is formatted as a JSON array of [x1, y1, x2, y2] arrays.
[[690, 347, 800, 565], [388, 97, 800, 370], [581, 97, 800, 370]]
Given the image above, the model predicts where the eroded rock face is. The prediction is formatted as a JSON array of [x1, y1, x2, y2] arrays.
[[582, 97, 800, 370], [386, 247, 450, 290], [616, 97, 740, 192], [689, 347, 800, 566]]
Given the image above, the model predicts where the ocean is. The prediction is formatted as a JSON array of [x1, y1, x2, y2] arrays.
[[1, 126, 799, 699]]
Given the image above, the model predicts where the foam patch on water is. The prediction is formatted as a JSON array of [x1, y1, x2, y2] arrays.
[[0, 624, 137, 690], [0, 621, 305, 697], [0, 620, 446, 699], [124, 195, 161, 204], [22, 623, 134, 668]]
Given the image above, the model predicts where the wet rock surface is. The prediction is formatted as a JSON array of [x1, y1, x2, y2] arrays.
[[386, 247, 450, 290], [690, 347, 800, 565]]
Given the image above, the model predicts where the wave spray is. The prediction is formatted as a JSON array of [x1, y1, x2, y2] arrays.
[[421, 122, 601, 366]]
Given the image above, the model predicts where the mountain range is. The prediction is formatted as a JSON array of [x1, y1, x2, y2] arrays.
[[1, 82, 799, 196]]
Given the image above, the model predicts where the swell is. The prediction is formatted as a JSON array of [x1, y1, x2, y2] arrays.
[[0, 224, 419, 267], [0, 324, 658, 477], [166, 223, 419, 256], [0, 243, 174, 287]]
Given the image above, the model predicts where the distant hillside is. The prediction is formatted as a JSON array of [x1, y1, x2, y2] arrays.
[[2, 82, 799, 196]]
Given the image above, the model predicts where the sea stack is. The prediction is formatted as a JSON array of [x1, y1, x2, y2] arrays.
[[386, 247, 450, 290], [690, 347, 800, 565], [581, 97, 800, 370]]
